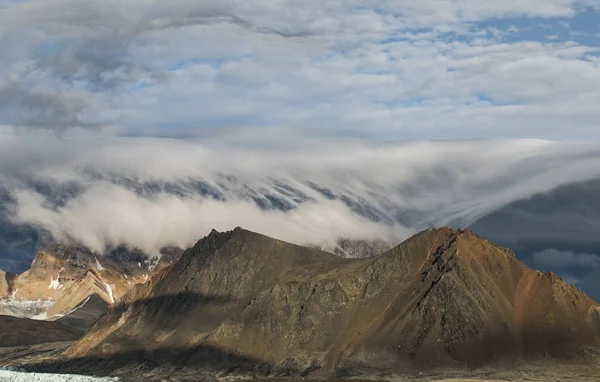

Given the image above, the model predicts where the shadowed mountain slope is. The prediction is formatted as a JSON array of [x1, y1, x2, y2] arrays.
[[64, 227, 600, 378], [0, 315, 81, 347]]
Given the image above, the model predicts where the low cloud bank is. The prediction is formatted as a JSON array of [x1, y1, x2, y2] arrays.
[[2, 132, 600, 255]]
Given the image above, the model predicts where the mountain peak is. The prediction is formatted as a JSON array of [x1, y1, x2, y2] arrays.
[[64, 228, 600, 379], [0, 243, 182, 329], [419, 226, 519, 263]]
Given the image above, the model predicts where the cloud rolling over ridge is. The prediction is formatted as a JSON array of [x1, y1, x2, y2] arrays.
[[2, 132, 600, 256]]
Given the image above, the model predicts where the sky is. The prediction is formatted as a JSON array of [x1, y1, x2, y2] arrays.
[[0, 0, 599, 140]]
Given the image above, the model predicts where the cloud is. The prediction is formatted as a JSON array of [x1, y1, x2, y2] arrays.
[[11, 183, 398, 255], [531, 248, 600, 287], [0, 1, 598, 137], [2, 132, 600, 255], [471, 178, 600, 248], [0, 82, 100, 130], [532, 248, 600, 269]]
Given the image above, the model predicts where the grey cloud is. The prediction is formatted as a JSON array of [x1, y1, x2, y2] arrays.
[[470, 177, 600, 298], [5, 0, 583, 90], [471, 178, 600, 248], [531, 248, 600, 292], [34, 34, 144, 90], [0, 82, 100, 130], [0, 0, 598, 136], [11, 0, 318, 91], [532, 249, 600, 269]]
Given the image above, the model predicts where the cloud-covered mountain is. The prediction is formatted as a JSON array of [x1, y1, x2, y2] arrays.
[[1, 134, 600, 297]]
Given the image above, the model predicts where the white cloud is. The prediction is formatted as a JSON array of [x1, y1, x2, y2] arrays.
[[0, 1, 598, 139], [11, 184, 398, 254], [2, 133, 600, 255]]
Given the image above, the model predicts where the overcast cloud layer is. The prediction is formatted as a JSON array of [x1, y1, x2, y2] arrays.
[[0, 0, 599, 139]]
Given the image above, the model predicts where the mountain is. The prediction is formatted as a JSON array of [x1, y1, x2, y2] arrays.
[[56, 227, 600, 380], [0, 244, 181, 330], [471, 179, 600, 302], [0, 270, 7, 296], [0, 315, 81, 347], [4, 175, 600, 302]]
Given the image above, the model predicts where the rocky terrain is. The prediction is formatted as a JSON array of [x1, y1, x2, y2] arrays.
[[0, 244, 181, 330], [2, 227, 596, 381]]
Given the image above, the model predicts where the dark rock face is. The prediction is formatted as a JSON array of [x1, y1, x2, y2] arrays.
[[55, 294, 110, 333], [64, 228, 600, 378]]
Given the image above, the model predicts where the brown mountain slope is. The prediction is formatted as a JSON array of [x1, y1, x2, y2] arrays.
[[0, 270, 7, 296], [64, 227, 600, 378], [0, 244, 181, 328], [0, 315, 81, 347]]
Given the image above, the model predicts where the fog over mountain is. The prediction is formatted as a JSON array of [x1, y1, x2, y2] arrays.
[[1, 131, 600, 298]]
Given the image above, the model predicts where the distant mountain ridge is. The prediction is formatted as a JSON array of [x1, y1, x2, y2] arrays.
[[58, 227, 600, 380], [0, 243, 181, 330], [3, 177, 600, 302], [0, 175, 402, 273]]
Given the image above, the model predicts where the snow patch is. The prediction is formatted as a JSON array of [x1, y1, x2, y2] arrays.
[[30, 312, 48, 320], [48, 276, 63, 290], [0, 297, 55, 319], [144, 253, 162, 271], [0, 367, 119, 381], [104, 282, 115, 304], [95, 257, 105, 271]]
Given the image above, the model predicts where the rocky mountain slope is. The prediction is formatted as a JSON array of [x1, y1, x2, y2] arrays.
[[0, 315, 81, 347], [0, 244, 181, 330], [0, 270, 7, 296], [59, 227, 600, 379]]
